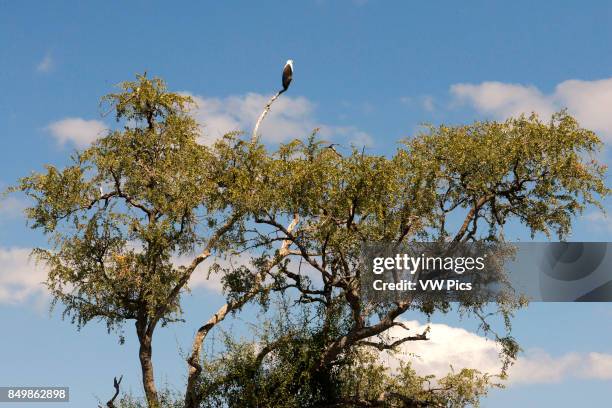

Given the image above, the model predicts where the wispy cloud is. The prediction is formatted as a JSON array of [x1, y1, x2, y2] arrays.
[[44, 94, 371, 149], [422, 95, 435, 112], [451, 78, 612, 142], [46, 118, 107, 148], [36, 53, 54, 73], [0, 196, 27, 222], [0, 247, 48, 307], [399, 95, 436, 113], [380, 320, 612, 385], [512, 349, 612, 383], [585, 211, 612, 233], [184, 92, 373, 147]]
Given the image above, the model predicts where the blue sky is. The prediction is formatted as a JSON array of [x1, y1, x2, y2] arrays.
[[1, 1, 612, 406]]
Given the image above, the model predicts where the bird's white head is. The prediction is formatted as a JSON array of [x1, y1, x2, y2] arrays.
[[286, 59, 294, 71]]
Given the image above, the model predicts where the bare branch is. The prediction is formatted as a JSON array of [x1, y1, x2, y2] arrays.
[[357, 330, 428, 351], [184, 214, 299, 408], [251, 89, 285, 144], [99, 375, 122, 408]]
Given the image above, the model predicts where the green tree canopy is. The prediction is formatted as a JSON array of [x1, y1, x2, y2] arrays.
[[191, 112, 608, 407], [13, 75, 263, 407]]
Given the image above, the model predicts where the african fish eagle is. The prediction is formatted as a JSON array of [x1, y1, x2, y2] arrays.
[[282, 60, 294, 92]]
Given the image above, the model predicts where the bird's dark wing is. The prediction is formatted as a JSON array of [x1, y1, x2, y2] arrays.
[[282, 65, 293, 90]]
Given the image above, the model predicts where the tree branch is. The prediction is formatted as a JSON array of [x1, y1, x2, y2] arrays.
[[99, 375, 122, 408], [184, 214, 298, 408], [452, 194, 493, 243], [357, 330, 428, 351], [251, 89, 285, 144]]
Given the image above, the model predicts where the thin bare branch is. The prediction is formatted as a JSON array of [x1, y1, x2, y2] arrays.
[[251, 89, 285, 144]]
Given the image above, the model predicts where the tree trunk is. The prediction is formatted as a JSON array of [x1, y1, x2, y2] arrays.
[[184, 305, 231, 408], [136, 318, 159, 408], [184, 327, 208, 408]]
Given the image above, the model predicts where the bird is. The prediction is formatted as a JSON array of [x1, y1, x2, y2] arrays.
[[251, 59, 295, 142], [281, 60, 294, 93]]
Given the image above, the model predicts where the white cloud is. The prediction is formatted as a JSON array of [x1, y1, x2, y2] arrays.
[[0, 196, 27, 222], [45, 94, 371, 148], [380, 320, 501, 378], [510, 349, 612, 383], [585, 211, 612, 232], [185, 92, 372, 146], [422, 95, 435, 112], [451, 78, 612, 141], [46, 118, 107, 148], [173, 251, 256, 293], [332, 126, 374, 147], [380, 320, 612, 385], [399, 96, 412, 105], [584, 352, 612, 380], [36, 53, 54, 73], [398, 95, 436, 113], [0, 247, 48, 306]]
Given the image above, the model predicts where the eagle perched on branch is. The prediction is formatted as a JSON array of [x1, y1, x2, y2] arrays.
[[282, 59, 294, 92]]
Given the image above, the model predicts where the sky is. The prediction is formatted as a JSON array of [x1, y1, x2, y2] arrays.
[[1, 1, 612, 406]]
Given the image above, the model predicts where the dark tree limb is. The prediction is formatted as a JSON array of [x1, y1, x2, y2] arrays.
[[99, 375, 123, 408], [357, 330, 429, 351]]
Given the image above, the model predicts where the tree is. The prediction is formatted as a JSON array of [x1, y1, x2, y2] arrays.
[[13, 75, 262, 408], [189, 112, 608, 406], [12, 73, 608, 408]]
